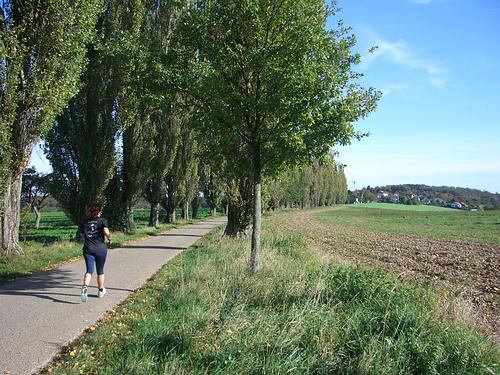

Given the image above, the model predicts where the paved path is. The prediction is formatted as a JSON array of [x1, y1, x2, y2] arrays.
[[0, 218, 226, 375]]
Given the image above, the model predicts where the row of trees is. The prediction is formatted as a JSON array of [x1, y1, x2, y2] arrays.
[[266, 157, 347, 210], [1, 0, 379, 272]]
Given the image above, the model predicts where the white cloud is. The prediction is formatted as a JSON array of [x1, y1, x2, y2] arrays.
[[410, 0, 455, 5], [375, 40, 447, 75], [429, 76, 449, 88], [381, 84, 409, 96], [360, 36, 449, 89]]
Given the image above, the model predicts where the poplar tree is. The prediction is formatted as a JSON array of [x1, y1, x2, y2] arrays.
[[266, 156, 347, 209], [44, 1, 133, 229], [142, 0, 186, 227], [163, 117, 198, 223], [178, 134, 200, 220], [144, 108, 180, 227], [200, 162, 224, 217], [0, 0, 102, 254]]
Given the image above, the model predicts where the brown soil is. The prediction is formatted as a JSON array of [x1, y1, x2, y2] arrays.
[[275, 209, 500, 343]]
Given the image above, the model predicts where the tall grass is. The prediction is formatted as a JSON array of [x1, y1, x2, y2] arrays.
[[47, 214, 500, 374]]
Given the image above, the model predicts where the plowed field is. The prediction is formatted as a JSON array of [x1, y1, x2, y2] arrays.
[[274, 207, 500, 343]]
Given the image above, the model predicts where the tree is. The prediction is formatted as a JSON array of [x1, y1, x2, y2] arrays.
[[45, 0, 153, 232], [265, 155, 347, 209], [21, 167, 49, 229], [104, 101, 155, 232], [200, 162, 224, 217], [45, 80, 118, 230], [144, 108, 180, 227], [0, 0, 102, 254], [162, 113, 197, 224], [179, 0, 379, 272], [141, 0, 186, 227], [178, 129, 200, 221]]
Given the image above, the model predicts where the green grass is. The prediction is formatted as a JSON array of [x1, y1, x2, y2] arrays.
[[46, 212, 499, 375], [315, 205, 500, 246], [0, 209, 216, 284], [351, 202, 457, 212]]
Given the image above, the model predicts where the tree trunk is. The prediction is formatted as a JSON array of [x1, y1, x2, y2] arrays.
[[191, 198, 199, 219], [2, 174, 23, 255], [250, 145, 261, 273], [168, 208, 176, 224], [224, 203, 243, 236], [149, 202, 160, 228], [184, 202, 189, 220], [33, 206, 41, 229], [125, 200, 135, 233], [211, 207, 217, 217], [223, 179, 252, 237]]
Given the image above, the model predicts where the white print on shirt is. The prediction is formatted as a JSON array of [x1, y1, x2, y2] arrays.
[[87, 221, 99, 238]]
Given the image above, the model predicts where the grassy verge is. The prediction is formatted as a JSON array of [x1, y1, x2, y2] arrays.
[[0, 209, 217, 285], [45, 211, 499, 374], [315, 205, 500, 246]]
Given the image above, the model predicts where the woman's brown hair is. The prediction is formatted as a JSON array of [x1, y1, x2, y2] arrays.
[[85, 202, 102, 219]]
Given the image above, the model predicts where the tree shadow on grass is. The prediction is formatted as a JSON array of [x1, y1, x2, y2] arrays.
[[20, 235, 65, 244]]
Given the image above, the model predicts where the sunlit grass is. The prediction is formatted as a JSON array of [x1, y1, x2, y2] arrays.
[[315, 205, 500, 245], [46, 211, 500, 375], [351, 202, 458, 211]]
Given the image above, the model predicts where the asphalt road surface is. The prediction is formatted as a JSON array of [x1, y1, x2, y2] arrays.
[[0, 217, 226, 375]]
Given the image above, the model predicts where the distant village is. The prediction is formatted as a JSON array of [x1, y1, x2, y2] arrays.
[[350, 184, 500, 210]]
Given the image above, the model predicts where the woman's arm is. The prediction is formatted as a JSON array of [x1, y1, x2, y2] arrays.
[[103, 227, 111, 244]]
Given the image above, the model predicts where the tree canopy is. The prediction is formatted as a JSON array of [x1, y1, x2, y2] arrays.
[[177, 0, 380, 271]]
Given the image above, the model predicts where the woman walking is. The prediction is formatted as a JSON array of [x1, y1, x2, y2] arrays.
[[80, 202, 111, 302]]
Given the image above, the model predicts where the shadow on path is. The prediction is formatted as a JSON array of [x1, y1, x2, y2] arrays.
[[154, 233, 202, 238], [0, 268, 133, 304], [122, 245, 186, 250]]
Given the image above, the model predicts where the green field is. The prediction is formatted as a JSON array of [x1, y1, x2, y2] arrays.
[[315, 204, 500, 246], [351, 202, 458, 212], [18, 209, 201, 245], [46, 210, 500, 374], [1, 209, 216, 284]]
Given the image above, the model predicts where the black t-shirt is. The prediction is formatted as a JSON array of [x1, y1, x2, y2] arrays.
[[80, 217, 108, 253]]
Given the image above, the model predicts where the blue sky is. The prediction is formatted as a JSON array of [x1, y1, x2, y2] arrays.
[[30, 0, 500, 193], [328, 0, 500, 193]]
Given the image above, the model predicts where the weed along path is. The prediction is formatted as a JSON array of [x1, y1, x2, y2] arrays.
[[0, 217, 226, 375]]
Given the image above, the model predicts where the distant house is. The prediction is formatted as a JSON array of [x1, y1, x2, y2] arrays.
[[450, 202, 462, 209], [434, 197, 445, 205], [421, 197, 431, 205], [377, 190, 389, 201], [391, 194, 399, 203]]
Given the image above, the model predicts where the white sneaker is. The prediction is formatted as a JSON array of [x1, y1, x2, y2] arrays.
[[98, 288, 107, 298], [80, 286, 88, 302]]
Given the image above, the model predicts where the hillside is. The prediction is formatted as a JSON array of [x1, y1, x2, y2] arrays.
[[358, 184, 500, 210]]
